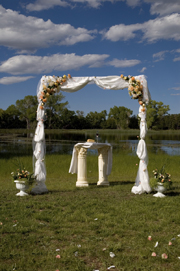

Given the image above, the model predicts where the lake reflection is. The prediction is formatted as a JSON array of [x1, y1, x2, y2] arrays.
[[0, 130, 180, 157]]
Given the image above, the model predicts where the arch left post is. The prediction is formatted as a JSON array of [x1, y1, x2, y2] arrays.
[[31, 76, 48, 194]]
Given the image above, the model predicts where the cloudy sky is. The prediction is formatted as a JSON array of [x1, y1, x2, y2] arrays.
[[1, 0, 180, 116]]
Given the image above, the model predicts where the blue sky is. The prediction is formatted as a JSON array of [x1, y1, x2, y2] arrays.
[[0, 0, 180, 116]]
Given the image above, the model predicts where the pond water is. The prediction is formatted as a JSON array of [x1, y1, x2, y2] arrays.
[[0, 130, 180, 158]]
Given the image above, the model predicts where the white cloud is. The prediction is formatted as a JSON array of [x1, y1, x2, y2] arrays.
[[26, 0, 127, 10], [126, 0, 140, 7], [171, 93, 180, 95], [108, 58, 141, 67], [171, 87, 180, 91], [0, 54, 109, 75], [143, 0, 180, 16], [153, 51, 168, 62], [173, 57, 180, 62], [0, 76, 34, 85], [0, 5, 96, 53], [26, 0, 69, 11], [103, 13, 180, 43], [140, 67, 146, 73], [25, 0, 180, 15], [102, 23, 141, 41]]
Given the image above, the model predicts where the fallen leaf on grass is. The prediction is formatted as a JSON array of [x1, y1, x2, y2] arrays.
[[168, 241, 172, 246], [162, 253, 168, 259], [154, 241, 158, 248], [148, 236, 152, 241], [109, 252, 115, 258], [102, 248, 106, 251], [107, 265, 115, 270], [74, 251, 78, 257], [56, 255, 61, 259], [151, 252, 156, 257]]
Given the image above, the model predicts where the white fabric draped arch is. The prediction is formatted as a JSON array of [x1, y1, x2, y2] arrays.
[[131, 104, 151, 194], [32, 75, 151, 194]]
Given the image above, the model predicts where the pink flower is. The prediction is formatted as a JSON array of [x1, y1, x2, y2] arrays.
[[168, 241, 172, 246], [148, 236, 152, 241], [56, 255, 61, 259], [162, 253, 168, 259], [151, 252, 156, 257]]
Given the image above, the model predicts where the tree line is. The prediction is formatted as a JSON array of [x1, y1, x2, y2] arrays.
[[0, 93, 179, 130]]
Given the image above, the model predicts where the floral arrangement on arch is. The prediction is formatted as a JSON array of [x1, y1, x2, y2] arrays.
[[150, 165, 172, 190], [120, 74, 143, 100], [39, 74, 71, 110], [120, 74, 146, 112]]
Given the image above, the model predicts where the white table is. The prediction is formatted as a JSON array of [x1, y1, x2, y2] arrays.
[[69, 142, 112, 187]]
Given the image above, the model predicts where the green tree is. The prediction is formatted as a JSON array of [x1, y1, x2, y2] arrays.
[[129, 115, 139, 129], [45, 93, 68, 129], [108, 106, 132, 129], [15, 95, 38, 129], [75, 110, 88, 129], [86, 110, 107, 129], [146, 100, 170, 129], [0, 106, 25, 128]]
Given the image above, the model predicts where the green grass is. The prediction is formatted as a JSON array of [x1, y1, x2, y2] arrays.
[[1, 152, 180, 271]]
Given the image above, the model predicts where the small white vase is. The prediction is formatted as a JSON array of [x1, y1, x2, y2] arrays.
[[14, 180, 29, 196], [153, 183, 166, 198]]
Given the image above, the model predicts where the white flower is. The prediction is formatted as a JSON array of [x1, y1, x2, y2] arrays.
[[49, 81, 54, 87]]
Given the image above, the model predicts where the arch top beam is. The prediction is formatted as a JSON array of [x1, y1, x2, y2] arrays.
[[37, 74, 151, 104]]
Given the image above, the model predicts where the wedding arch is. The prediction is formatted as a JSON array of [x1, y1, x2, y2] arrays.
[[32, 74, 151, 195]]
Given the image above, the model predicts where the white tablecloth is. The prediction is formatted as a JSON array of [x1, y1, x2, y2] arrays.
[[69, 142, 112, 175]]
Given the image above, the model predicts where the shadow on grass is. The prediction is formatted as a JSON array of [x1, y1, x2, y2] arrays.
[[88, 180, 134, 186], [165, 191, 180, 197]]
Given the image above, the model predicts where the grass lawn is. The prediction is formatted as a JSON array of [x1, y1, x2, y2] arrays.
[[0, 153, 180, 271]]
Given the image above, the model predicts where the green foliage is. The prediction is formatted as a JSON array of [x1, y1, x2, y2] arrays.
[[146, 100, 170, 129], [11, 158, 36, 186], [150, 165, 172, 190], [108, 106, 133, 129], [45, 93, 68, 128], [86, 110, 107, 129], [15, 95, 38, 129]]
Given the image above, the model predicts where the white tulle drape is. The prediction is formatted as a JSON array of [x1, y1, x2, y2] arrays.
[[131, 105, 151, 194], [32, 75, 151, 194]]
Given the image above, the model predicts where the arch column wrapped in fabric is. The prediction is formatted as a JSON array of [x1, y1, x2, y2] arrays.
[[131, 105, 151, 194]]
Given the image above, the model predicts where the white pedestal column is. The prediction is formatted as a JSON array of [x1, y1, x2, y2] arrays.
[[76, 147, 89, 187], [97, 146, 109, 186]]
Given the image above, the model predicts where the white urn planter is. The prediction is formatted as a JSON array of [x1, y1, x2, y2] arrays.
[[14, 180, 29, 196], [153, 183, 166, 198]]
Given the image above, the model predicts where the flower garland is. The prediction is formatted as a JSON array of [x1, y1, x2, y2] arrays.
[[120, 74, 143, 101], [39, 74, 71, 110]]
